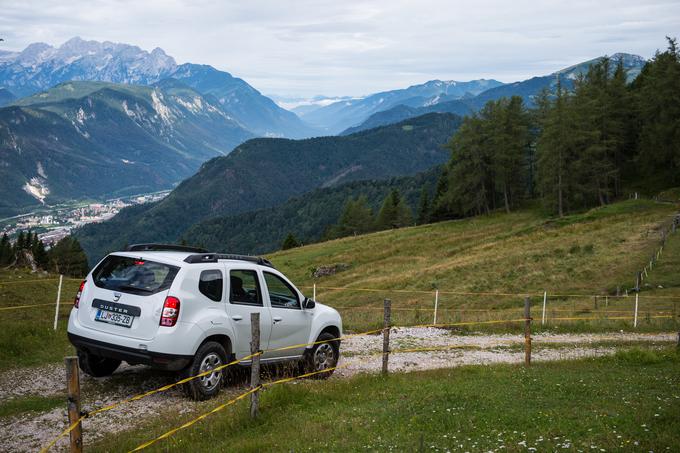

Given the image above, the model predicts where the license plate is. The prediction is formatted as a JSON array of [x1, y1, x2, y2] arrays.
[[95, 309, 134, 328]]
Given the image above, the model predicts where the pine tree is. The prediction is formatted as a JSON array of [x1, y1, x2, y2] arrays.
[[443, 114, 492, 216], [0, 233, 11, 265], [25, 230, 33, 250], [376, 189, 412, 230], [537, 78, 573, 216], [333, 195, 374, 237], [16, 231, 25, 251], [491, 96, 531, 213], [48, 237, 89, 277], [634, 37, 680, 187], [281, 232, 301, 250], [31, 236, 48, 269], [417, 187, 430, 225]]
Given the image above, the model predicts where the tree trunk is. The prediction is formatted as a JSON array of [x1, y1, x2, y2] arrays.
[[503, 184, 511, 214], [558, 172, 564, 217]]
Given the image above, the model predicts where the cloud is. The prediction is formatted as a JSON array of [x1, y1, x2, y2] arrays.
[[0, 0, 678, 96]]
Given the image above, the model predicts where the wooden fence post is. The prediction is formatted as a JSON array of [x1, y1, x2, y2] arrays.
[[524, 297, 532, 366], [53, 274, 63, 331], [433, 290, 439, 325], [541, 291, 547, 326], [313, 283, 316, 300], [250, 312, 261, 418], [382, 299, 391, 376], [65, 356, 83, 453]]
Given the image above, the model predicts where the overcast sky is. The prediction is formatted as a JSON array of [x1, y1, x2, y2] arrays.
[[1, 0, 678, 97]]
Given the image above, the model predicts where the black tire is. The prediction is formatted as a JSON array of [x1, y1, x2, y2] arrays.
[[77, 349, 121, 377], [182, 341, 228, 401], [304, 332, 340, 379]]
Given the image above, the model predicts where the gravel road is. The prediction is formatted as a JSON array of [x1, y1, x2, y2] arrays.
[[0, 330, 674, 452]]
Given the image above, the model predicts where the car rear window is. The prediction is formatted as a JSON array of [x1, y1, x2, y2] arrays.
[[92, 255, 179, 296]]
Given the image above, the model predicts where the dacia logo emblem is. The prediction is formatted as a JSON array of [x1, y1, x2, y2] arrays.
[[113, 292, 122, 302]]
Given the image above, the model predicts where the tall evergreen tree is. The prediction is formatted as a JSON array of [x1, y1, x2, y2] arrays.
[[0, 233, 11, 266], [48, 237, 89, 277], [281, 232, 301, 250], [440, 115, 492, 216], [15, 231, 25, 252], [376, 189, 412, 230], [634, 37, 680, 187], [417, 187, 430, 225], [537, 78, 575, 216], [333, 195, 375, 237], [492, 96, 531, 213], [31, 235, 48, 269]]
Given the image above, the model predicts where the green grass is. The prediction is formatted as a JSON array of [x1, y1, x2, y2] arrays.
[[267, 199, 680, 332], [88, 347, 680, 452], [0, 270, 79, 371], [0, 394, 64, 419]]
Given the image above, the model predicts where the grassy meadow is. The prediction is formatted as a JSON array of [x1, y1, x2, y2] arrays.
[[89, 347, 680, 452], [0, 271, 80, 371], [269, 199, 680, 332]]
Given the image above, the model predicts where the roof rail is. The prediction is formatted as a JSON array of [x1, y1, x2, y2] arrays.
[[125, 243, 209, 253], [183, 253, 274, 268]]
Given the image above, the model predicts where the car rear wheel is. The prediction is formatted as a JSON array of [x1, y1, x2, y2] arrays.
[[183, 341, 227, 400], [77, 349, 121, 377], [304, 332, 340, 379]]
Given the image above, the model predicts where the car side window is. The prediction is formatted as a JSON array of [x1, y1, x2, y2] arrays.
[[199, 270, 223, 302], [229, 270, 263, 306], [264, 272, 300, 309]]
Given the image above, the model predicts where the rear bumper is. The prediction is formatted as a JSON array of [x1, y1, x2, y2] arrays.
[[68, 333, 192, 371]]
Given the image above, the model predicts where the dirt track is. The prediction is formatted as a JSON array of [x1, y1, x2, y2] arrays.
[[0, 330, 675, 452]]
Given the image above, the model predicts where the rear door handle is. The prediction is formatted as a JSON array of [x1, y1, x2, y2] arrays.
[[232, 315, 243, 321], [273, 316, 283, 324]]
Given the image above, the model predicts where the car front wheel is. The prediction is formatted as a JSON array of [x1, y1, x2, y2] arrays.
[[304, 332, 340, 379], [182, 341, 227, 400]]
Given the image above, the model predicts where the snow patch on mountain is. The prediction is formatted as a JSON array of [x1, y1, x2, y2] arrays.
[[151, 90, 173, 124]]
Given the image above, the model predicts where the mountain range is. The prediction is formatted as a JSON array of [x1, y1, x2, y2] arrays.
[[337, 53, 647, 135], [299, 79, 503, 134], [0, 79, 252, 215], [0, 37, 312, 138]]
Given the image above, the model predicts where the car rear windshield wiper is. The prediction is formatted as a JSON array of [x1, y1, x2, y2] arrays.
[[118, 285, 153, 293]]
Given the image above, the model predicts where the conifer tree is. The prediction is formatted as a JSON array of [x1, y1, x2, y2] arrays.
[[334, 195, 375, 237], [0, 233, 11, 265], [537, 78, 574, 216], [376, 189, 412, 230], [48, 237, 89, 277], [281, 232, 301, 250], [634, 37, 680, 186], [417, 187, 430, 225]]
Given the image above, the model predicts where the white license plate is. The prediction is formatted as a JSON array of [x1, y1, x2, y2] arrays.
[[95, 309, 134, 328]]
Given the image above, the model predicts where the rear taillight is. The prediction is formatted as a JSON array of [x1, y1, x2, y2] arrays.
[[160, 296, 180, 327], [74, 280, 86, 308]]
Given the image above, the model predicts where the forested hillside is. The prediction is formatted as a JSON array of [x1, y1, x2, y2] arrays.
[[76, 113, 462, 262], [182, 167, 440, 254]]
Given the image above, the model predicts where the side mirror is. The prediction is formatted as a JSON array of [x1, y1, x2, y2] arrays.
[[303, 298, 316, 309]]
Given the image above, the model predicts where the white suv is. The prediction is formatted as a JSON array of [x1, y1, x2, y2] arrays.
[[67, 244, 342, 400]]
